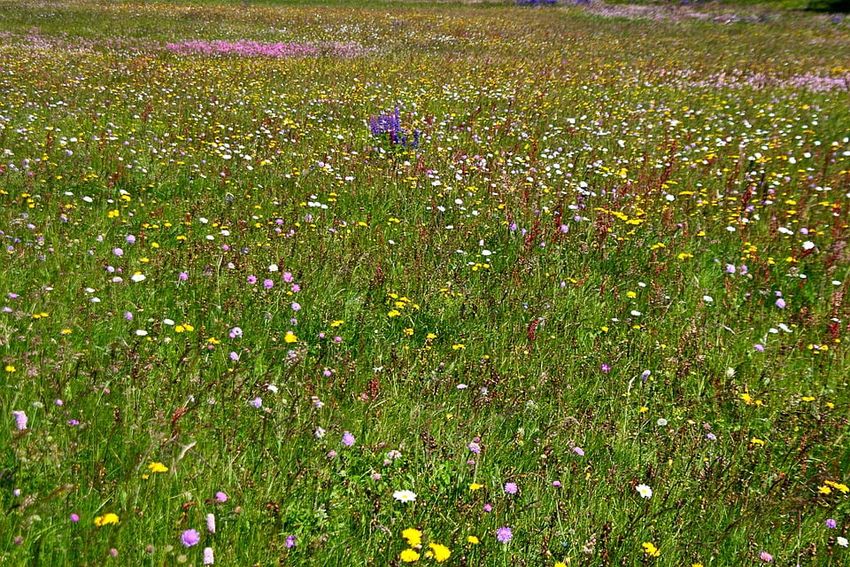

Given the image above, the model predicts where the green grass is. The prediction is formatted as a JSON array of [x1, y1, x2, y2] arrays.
[[1, 0, 850, 565]]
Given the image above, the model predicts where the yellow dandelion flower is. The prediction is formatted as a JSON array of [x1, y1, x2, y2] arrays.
[[467, 536, 480, 545], [94, 513, 119, 527], [402, 528, 422, 547], [469, 483, 484, 491], [642, 542, 660, 557], [284, 331, 298, 343], [428, 543, 451, 563], [400, 549, 420, 563], [147, 462, 168, 473]]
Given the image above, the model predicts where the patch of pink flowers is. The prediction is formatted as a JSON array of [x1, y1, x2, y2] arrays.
[[165, 39, 365, 58]]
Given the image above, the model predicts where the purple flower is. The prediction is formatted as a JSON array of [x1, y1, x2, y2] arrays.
[[759, 551, 773, 563], [124, 311, 133, 321], [285, 535, 296, 548], [229, 351, 240, 361], [573, 446, 585, 456], [754, 343, 765, 352], [483, 503, 492, 512], [826, 518, 837, 529], [775, 298, 786, 309], [206, 513, 216, 533], [214, 491, 228, 503], [126, 234, 136, 244], [283, 272, 293, 283], [496, 526, 513, 543], [468, 441, 481, 454], [229, 327, 242, 339], [181, 529, 200, 547], [342, 431, 356, 447], [263, 279, 274, 289], [70, 513, 80, 523], [249, 397, 262, 408], [112, 247, 123, 257], [203, 547, 214, 565], [291, 302, 301, 312], [12, 410, 27, 431], [247, 275, 257, 285], [552, 480, 562, 488], [504, 482, 518, 495], [178, 271, 189, 281], [725, 263, 736, 274], [706, 432, 717, 441], [600, 363, 611, 373]]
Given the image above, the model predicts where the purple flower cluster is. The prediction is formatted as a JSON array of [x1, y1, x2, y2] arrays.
[[368, 108, 421, 149]]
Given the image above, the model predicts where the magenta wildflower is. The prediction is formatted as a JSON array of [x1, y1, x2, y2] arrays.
[[468, 441, 481, 454], [181, 529, 200, 547], [70, 513, 80, 523], [178, 271, 189, 281], [600, 363, 611, 373], [573, 446, 585, 456], [12, 410, 27, 431], [826, 518, 837, 529], [759, 551, 773, 563], [775, 298, 786, 309], [342, 431, 355, 447], [496, 527, 513, 543], [504, 482, 518, 495], [285, 535, 296, 548], [214, 491, 228, 503], [263, 279, 274, 289]]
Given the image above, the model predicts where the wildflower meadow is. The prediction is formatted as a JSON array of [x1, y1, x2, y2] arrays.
[[2, 0, 850, 564]]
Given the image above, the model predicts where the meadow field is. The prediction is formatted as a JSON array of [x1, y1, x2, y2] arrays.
[[1, 0, 850, 564]]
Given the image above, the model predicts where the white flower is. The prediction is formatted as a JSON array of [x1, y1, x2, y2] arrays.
[[135, 329, 148, 336], [837, 537, 848, 548], [130, 273, 146, 282], [268, 264, 279, 272], [656, 418, 668, 427], [393, 490, 417, 503], [802, 241, 815, 251], [636, 484, 653, 499], [702, 295, 713, 303]]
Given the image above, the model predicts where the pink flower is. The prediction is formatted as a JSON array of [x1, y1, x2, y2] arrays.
[[759, 551, 773, 563], [12, 410, 27, 431], [181, 529, 200, 547], [214, 491, 228, 503]]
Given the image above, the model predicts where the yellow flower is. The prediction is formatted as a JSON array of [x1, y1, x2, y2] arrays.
[[642, 542, 660, 557], [428, 543, 451, 563], [330, 320, 344, 328], [467, 536, 480, 545], [61, 328, 73, 335], [469, 482, 483, 491], [147, 462, 168, 473], [750, 437, 765, 446], [402, 528, 422, 547], [284, 331, 298, 343], [825, 480, 849, 494], [555, 562, 569, 567], [4, 365, 15, 373], [692, 563, 704, 567], [94, 513, 119, 527], [819, 485, 832, 495], [399, 549, 420, 563], [388, 309, 401, 318]]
